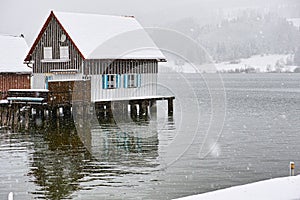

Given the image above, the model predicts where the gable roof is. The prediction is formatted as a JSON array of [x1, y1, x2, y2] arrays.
[[0, 34, 31, 73], [25, 11, 166, 61]]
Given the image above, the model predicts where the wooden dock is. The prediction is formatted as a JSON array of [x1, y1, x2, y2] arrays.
[[0, 89, 175, 130]]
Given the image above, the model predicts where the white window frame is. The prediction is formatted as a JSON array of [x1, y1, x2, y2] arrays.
[[43, 47, 52, 60], [107, 75, 116, 89], [128, 74, 137, 88], [60, 46, 69, 59]]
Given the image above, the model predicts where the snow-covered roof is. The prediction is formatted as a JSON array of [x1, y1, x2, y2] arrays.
[[0, 35, 31, 73], [28, 11, 166, 61]]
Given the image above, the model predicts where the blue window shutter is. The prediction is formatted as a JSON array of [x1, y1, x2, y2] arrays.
[[124, 74, 128, 88], [45, 76, 53, 89], [103, 75, 108, 89], [45, 76, 48, 89], [116, 75, 119, 88], [116, 74, 121, 88], [137, 74, 141, 87], [118, 75, 121, 88]]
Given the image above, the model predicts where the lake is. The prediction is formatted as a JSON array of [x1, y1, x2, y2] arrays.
[[1, 73, 300, 199]]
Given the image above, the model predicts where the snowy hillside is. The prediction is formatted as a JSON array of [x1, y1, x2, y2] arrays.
[[159, 54, 297, 73], [215, 54, 297, 73]]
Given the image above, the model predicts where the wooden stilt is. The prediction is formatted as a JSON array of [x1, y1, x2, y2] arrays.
[[150, 100, 157, 119], [167, 98, 174, 116], [130, 103, 137, 119]]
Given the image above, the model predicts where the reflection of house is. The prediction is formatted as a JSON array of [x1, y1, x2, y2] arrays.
[[0, 35, 31, 99], [29, 120, 159, 199], [79, 121, 159, 165], [24, 11, 168, 102]]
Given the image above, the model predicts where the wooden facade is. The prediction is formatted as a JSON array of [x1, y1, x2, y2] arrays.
[[48, 80, 91, 105], [28, 13, 84, 90], [84, 59, 158, 75], [0, 73, 31, 99], [24, 11, 171, 107], [85, 59, 158, 101], [28, 15, 83, 74]]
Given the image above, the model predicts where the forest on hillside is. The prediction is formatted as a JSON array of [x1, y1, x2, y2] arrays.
[[165, 10, 300, 65]]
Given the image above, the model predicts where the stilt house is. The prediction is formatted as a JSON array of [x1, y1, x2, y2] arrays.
[[24, 11, 167, 101]]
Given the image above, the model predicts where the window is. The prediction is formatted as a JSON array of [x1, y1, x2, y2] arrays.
[[128, 74, 136, 87], [60, 46, 69, 59], [43, 47, 52, 60], [124, 74, 141, 88], [103, 74, 121, 89], [107, 75, 115, 89]]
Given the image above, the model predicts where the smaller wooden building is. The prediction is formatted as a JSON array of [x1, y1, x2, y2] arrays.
[[0, 34, 31, 99]]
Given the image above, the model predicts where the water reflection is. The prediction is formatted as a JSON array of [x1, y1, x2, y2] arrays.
[[28, 121, 89, 199], [28, 110, 160, 199]]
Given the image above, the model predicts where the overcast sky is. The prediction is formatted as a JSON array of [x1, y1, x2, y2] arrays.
[[0, 0, 296, 45]]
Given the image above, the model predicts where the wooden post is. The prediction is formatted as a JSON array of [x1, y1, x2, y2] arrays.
[[6, 105, 10, 127], [0, 106, 3, 127], [63, 105, 72, 119], [130, 103, 137, 119], [167, 98, 174, 116], [138, 101, 143, 116], [150, 100, 157, 120], [0, 106, 2, 126], [25, 107, 30, 131], [290, 162, 295, 176], [139, 100, 149, 118], [41, 106, 45, 122], [15, 105, 21, 131], [11, 104, 16, 128], [95, 103, 105, 121], [105, 102, 112, 118]]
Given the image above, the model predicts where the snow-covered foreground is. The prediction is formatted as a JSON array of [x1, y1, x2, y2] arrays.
[[174, 175, 300, 200]]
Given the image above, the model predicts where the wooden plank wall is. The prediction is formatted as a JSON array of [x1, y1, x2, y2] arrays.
[[90, 73, 157, 101], [84, 59, 158, 75], [48, 80, 91, 105], [30, 16, 83, 74], [0, 73, 31, 99]]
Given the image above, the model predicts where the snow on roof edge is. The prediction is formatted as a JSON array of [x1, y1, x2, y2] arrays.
[[53, 11, 166, 60]]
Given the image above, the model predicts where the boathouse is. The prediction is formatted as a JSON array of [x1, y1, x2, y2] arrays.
[[24, 11, 174, 116], [0, 35, 31, 99]]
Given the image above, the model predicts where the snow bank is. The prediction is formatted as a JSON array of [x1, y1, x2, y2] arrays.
[[174, 175, 300, 200], [215, 54, 295, 72]]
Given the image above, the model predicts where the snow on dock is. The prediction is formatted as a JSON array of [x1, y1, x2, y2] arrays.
[[175, 175, 300, 200]]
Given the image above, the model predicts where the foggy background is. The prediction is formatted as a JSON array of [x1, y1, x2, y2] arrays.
[[1, 0, 300, 66]]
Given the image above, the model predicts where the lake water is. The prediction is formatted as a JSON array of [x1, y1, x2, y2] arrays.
[[1, 73, 300, 199]]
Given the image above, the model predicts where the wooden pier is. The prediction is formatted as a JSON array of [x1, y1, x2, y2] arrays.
[[0, 89, 175, 130]]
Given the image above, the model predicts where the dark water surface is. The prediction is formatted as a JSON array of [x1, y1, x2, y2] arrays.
[[1, 73, 300, 199]]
